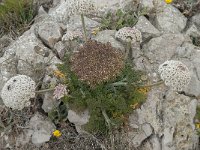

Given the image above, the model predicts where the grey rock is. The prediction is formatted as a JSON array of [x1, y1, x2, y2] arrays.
[[16, 129, 33, 147], [67, 109, 90, 133], [154, 5, 187, 33], [42, 75, 60, 113], [185, 67, 200, 97], [29, 113, 55, 146], [140, 0, 154, 12], [32, 0, 53, 11], [192, 13, 200, 29], [67, 15, 100, 33], [150, 135, 161, 150], [12, 30, 59, 80], [181, 48, 200, 97], [42, 91, 59, 113], [143, 34, 185, 65], [175, 42, 197, 58], [135, 16, 160, 40], [49, 0, 71, 23], [0, 54, 18, 104], [132, 88, 199, 149], [185, 24, 200, 38], [54, 41, 66, 59], [38, 6, 48, 16], [132, 123, 153, 148], [94, 30, 125, 52], [38, 21, 63, 48], [119, 0, 139, 12]]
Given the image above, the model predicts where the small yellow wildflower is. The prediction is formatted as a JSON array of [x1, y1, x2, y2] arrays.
[[130, 103, 140, 109], [165, 0, 173, 4], [54, 70, 65, 79], [53, 130, 62, 137], [91, 27, 100, 35], [196, 123, 200, 129], [137, 87, 150, 95]]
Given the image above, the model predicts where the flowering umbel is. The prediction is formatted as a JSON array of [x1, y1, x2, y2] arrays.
[[53, 84, 68, 99], [158, 60, 191, 91], [70, 40, 125, 87]]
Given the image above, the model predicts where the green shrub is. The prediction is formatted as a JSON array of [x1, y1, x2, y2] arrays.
[[100, 9, 147, 31], [0, 0, 36, 37], [57, 51, 147, 135]]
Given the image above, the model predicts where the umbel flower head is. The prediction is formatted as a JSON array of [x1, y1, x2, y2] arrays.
[[115, 27, 142, 44], [1, 75, 36, 110], [158, 60, 191, 91], [70, 40, 125, 87], [67, 0, 96, 16]]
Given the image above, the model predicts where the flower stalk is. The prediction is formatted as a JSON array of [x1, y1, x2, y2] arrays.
[[81, 14, 87, 42]]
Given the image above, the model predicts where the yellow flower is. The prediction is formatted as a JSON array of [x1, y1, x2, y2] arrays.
[[137, 87, 150, 95], [91, 27, 100, 35], [53, 130, 62, 137], [196, 123, 200, 129], [130, 103, 140, 109], [165, 0, 173, 4], [54, 70, 65, 79]]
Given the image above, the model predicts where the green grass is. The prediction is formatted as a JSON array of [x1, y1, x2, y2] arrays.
[[0, 0, 36, 37]]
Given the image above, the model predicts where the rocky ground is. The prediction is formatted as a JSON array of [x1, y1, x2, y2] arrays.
[[0, 0, 200, 149]]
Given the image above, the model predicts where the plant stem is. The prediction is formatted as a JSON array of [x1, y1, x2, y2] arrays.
[[81, 14, 87, 42], [102, 109, 111, 130], [125, 38, 132, 60], [112, 80, 164, 87], [34, 88, 55, 94], [101, 109, 115, 150]]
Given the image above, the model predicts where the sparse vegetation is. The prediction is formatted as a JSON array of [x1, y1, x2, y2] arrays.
[[100, 9, 147, 30], [0, 0, 36, 37]]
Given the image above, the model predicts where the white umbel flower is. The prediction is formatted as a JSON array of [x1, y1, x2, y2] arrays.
[[158, 60, 191, 91], [1, 75, 36, 110], [115, 27, 142, 44], [67, 0, 96, 16]]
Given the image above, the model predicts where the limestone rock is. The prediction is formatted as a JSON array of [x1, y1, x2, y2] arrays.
[[29, 113, 56, 146], [38, 21, 63, 48], [132, 124, 153, 148], [143, 34, 185, 65], [67, 15, 100, 33], [192, 13, 200, 29], [54, 41, 66, 59], [154, 5, 187, 33], [42, 75, 60, 113], [129, 88, 199, 149], [185, 24, 200, 38], [135, 16, 160, 40], [67, 109, 90, 133], [94, 30, 125, 52], [140, 0, 154, 12]]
